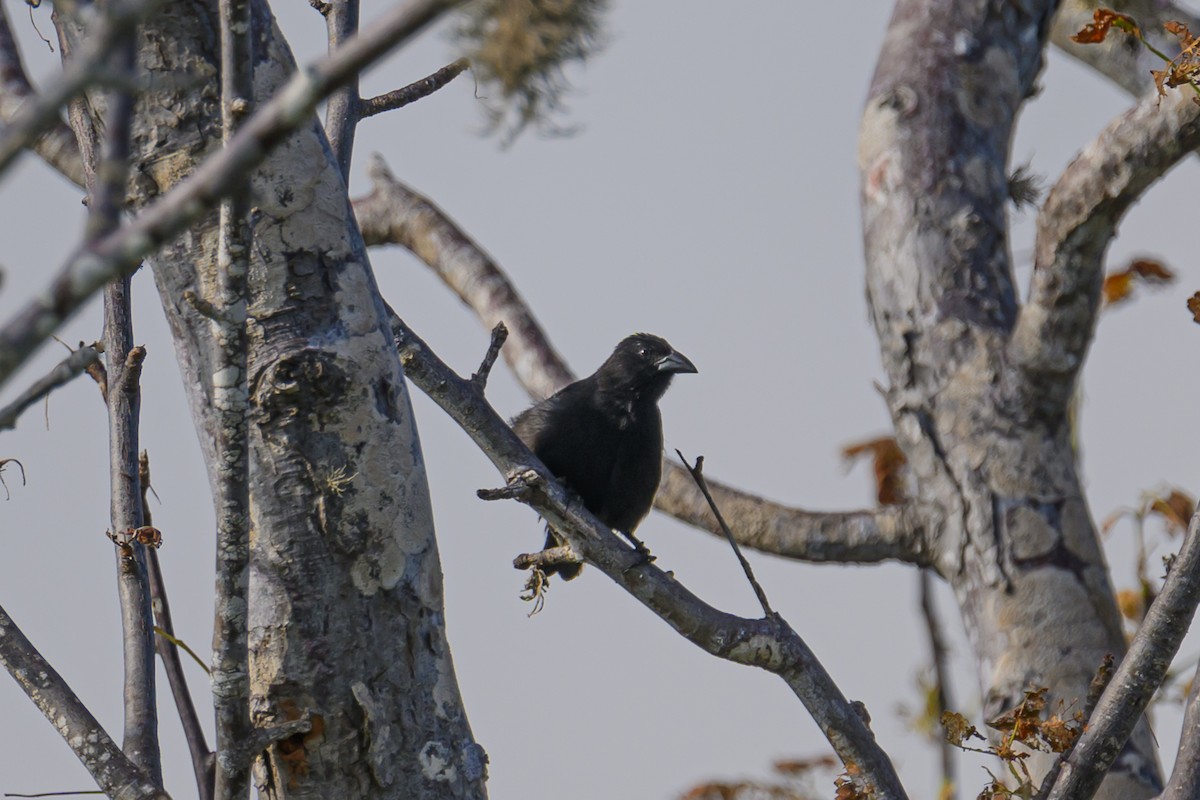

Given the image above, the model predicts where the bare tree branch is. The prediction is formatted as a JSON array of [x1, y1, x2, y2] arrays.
[[103, 331, 160, 782], [63, 22, 166, 784], [1045, 508, 1200, 800], [677, 451, 776, 617], [0, 0, 156, 181], [919, 569, 956, 800], [0, 603, 170, 800], [0, 0, 455, 390], [355, 154, 575, 399], [0, 2, 84, 186], [1161, 659, 1200, 800], [1010, 87, 1200, 418], [140, 454, 214, 800], [0, 344, 99, 431], [656, 464, 930, 565], [352, 156, 929, 565], [322, 0, 456, 178], [211, 0, 253, 795], [360, 57, 470, 119], [323, 0, 363, 180], [390, 314, 910, 800]]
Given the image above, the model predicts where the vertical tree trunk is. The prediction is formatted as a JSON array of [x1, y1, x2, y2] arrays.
[[57, 1, 487, 796], [859, 1, 1159, 796]]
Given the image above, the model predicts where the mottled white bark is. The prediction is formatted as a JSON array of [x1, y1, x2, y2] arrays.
[[859, 1, 1167, 796], [59, 0, 485, 797]]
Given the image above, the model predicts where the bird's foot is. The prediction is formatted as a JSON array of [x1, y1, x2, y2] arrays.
[[617, 530, 656, 568]]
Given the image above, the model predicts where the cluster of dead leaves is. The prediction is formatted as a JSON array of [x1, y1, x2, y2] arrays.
[[941, 688, 1085, 799], [1071, 9, 1200, 102]]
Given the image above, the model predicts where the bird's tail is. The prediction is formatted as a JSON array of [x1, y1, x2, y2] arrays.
[[542, 526, 582, 581]]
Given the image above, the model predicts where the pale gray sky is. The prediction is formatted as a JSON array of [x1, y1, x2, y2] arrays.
[[2, 2, 1199, 798]]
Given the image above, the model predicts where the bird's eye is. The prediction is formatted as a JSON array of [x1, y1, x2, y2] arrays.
[[637, 347, 647, 357]]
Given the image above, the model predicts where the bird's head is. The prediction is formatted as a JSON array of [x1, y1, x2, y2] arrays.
[[596, 333, 697, 403]]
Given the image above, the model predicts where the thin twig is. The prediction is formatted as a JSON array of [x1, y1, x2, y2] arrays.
[[918, 569, 956, 800], [676, 450, 774, 618], [0, 457, 26, 499], [139, 453, 214, 800], [360, 57, 469, 118], [469, 322, 507, 391], [0, 345, 99, 431]]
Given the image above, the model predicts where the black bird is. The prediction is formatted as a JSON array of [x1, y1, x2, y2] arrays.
[[512, 333, 697, 580]]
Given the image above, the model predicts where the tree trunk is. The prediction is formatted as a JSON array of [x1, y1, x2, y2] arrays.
[[859, 1, 1159, 796], [56, 1, 487, 796]]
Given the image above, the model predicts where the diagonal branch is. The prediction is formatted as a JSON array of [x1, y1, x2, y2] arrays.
[[360, 57, 470, 118], [140, 453, 214, 800], [1161, 659, 1200, 800], [0, 344, 100, 432], [353, 156, 929, 565], [0, 2, 85, 186], [0, 0, 453, 390], [0, 0, 157, 181], [1009, 86, 1200, 418], [390, 314, 910, 800], [1044, 507, 1200, 800], [355, 154, 575, 399], [0, 602, 170, 799]]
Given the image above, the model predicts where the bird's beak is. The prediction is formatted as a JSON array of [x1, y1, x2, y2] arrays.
[[655, 350, 698, 375]]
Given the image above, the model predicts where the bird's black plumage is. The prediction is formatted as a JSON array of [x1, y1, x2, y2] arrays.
[[512, 333, 697, 579]]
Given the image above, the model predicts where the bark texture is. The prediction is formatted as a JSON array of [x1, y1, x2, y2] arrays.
[[859, 1, 1159, 795], [60, 1, 486, 797]]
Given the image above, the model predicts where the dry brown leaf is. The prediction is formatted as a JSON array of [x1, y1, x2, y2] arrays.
[[1071, 8, 1140, 43], [1102, 271, 1136, 306], [1117, 587, 1145, 621], [773, 755, 837, 777], [941, 710, 983, 747], [1188, 291, 1200, 323], [842, 436, 907, 505], [1149, 489, 1195, 536], [1129, 258, 1175, 282]]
